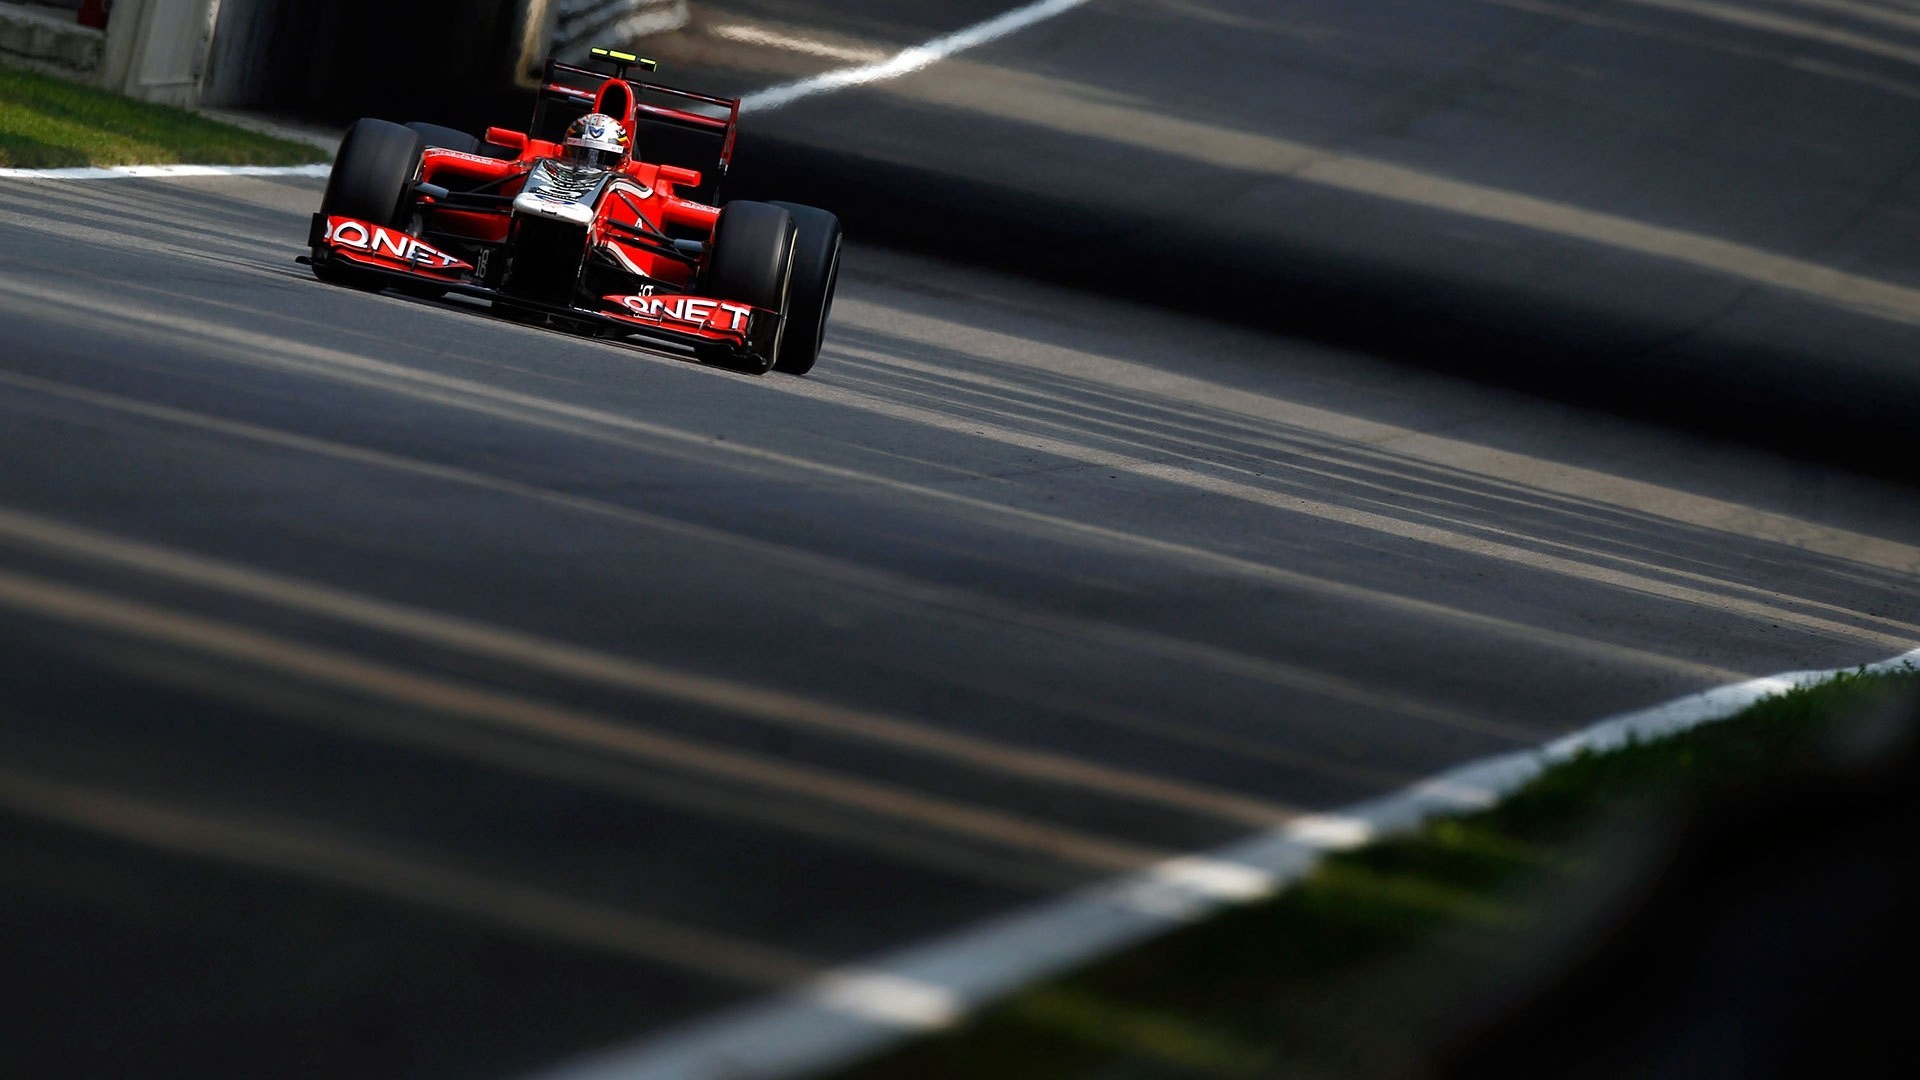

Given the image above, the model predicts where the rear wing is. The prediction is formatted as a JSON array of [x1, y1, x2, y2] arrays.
[[531, 56, 740, 200]]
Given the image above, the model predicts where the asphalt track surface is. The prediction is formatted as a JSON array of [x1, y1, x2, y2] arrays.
[[2, 1, 1919, 1077]]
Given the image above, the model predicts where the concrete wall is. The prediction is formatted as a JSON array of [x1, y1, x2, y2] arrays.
[[0, 1, 103, 75], [95, 0, 219, 107], [0, 0, 210, 102]]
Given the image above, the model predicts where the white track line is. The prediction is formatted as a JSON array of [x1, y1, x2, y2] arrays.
[[0, 0, 1094, 179], [712, 24, 891, 65], [741, 0, 1096, 112], [531, 647, 1920, 1080], [0, 163, 331, 181]]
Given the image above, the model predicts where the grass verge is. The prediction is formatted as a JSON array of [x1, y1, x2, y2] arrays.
[[0, 62, 325, 168], [837, 665, 1920, 1079]]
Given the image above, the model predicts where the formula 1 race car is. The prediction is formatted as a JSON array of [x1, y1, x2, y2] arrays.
[[303, 48, 840, 375]]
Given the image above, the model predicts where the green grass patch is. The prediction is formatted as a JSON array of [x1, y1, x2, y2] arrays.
[[838, 665, 1920, 1080], [0, 62, 325, 168]]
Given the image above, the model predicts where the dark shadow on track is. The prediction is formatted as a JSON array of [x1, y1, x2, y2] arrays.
[[724, 137, 1920, 487]]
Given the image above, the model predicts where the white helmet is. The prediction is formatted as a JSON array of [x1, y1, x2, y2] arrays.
[[562, 112, 629, 171]]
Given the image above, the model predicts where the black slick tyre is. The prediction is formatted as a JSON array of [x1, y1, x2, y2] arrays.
[[701, 201, 796, 375], [403, 122, 482, 155], [314, 119, 423, 290], [768, 202, 841, 376]]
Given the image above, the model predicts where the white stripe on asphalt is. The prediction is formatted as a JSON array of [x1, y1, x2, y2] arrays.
[[713, 24, 891, 65], [0, 163, 332, 181], [529, 647, 1920, 1080], [0, 0, 1094, 179], [741, 0, 1096, 112]]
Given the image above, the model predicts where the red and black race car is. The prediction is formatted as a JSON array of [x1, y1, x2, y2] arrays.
[[304, 48, 840, 376]]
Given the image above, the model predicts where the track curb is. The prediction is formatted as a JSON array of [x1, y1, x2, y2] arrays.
[[529, 646, 1920, 1080]]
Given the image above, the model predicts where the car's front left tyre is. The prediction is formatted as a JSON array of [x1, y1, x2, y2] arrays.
[[403, 122, 482, 155]]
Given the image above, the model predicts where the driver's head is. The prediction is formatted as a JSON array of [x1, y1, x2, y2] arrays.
[[562, 113, 629, 170]]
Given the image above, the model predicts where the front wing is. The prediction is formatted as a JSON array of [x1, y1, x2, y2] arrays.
[[308, 214, 781, 357]]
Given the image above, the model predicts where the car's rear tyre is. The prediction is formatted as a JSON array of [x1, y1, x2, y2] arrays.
[[700, 201, 796, 375], [404, 122, 482, 155], [767, 202, 841, 376], [315, 119, 423, 291]]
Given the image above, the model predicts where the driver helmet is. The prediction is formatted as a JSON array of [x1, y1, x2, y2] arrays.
[[562, 113, 630, 170]]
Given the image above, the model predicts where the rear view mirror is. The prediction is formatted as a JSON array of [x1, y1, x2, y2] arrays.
[[484, 127, 528, 154], [658, 164, 702, 188]]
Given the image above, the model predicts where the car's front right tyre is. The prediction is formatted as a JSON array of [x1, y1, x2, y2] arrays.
[[313, 119, 424, 291], [700, 201, 796, 375], [767, 202, 841, 376]]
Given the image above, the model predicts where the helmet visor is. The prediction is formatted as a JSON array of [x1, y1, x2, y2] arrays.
[[563, 143, 621, 170]]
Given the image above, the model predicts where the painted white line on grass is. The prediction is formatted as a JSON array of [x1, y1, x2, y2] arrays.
[[531, 647, 1920, 1080], [0, 163, 332, 181], [741, 0, 1097, 113]]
